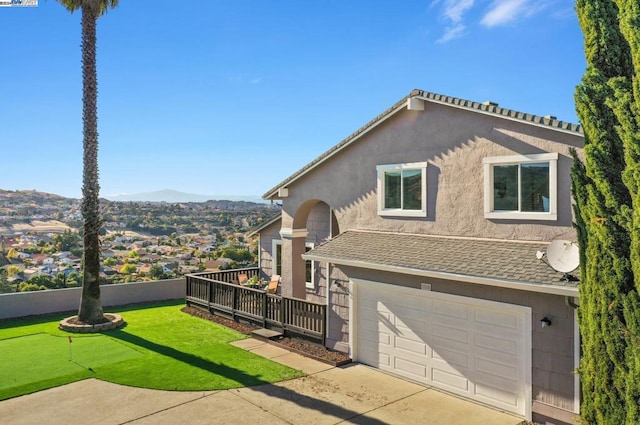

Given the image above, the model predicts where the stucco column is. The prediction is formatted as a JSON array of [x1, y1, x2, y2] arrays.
[[280, 234, 293, 298], [280, 227, 308, 299]]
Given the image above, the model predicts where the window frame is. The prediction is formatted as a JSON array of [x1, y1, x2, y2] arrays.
[[305, 242, 315, 289], [483, 153, 558, 221], [271, 239, 282, 276], [377, 161, 427, 217]]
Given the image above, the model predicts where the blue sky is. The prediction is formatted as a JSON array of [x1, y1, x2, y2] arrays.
[[1, 0, 584, 199]]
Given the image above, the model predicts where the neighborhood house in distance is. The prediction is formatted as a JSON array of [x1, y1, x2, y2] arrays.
[[247, 89, 583, 425], [0, 189, 278, 291]]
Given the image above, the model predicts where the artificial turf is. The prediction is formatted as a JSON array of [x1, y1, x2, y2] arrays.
[[0, 301, 304, 400]]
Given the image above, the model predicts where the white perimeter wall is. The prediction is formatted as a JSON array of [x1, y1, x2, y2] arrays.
[[0, 278, 185, 320]]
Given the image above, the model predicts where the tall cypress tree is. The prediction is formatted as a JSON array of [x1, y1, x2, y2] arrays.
[[572, 1, 640, 423], [611, 2, 640, 422]]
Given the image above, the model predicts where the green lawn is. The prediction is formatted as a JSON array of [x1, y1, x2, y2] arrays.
[[0, 301, 304, 400]]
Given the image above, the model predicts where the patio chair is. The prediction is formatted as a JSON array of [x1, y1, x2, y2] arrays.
[[236, 273, 248, 285], [266, 275, 280, 294]]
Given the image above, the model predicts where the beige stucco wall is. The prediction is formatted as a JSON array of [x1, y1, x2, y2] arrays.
[[304, 202, 331, 303], [257, 203, 333, 300], [281, 102, 582, 242]]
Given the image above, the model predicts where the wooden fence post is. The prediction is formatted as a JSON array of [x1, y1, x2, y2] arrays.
[[282, 298, 288, 335], [262, 293, 267, 328]]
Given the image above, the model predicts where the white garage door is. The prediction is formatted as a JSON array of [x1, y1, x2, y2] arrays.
[[354, 280, 531, 418]]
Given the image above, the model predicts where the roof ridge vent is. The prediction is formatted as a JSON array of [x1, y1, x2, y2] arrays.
[[483, 101, 499, 107]]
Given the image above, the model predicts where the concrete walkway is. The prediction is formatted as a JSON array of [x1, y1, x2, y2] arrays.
[[2, 338, 524, 425]]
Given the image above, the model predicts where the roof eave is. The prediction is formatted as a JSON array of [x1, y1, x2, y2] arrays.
[[303, 253, 579, 297], [263, 89, 583, 201], [263, 91, 415, 200], [246, 214, 281, 238], [412, 90, 583, 136]]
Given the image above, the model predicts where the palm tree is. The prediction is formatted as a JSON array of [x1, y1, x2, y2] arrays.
[[58, 0, 119, 324]]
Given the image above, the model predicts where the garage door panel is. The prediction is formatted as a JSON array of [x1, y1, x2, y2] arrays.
[[432, 301, 469, 320], [377, 352, 392, 368], [430, 335, 472, 357], [395, 313, 427, 335], [395, 334, 427, 355], [370, 309, 392, 322], [395, 357, 428, 379], [474, 309, 520, 330], [475, 383, 519, 408], [360, 345, 390, 367], [431, 314, 470, 331], [475, 356, 518, 381], [356, 282, 529, 418], [431, 346, 470, 370], [431, 324, 469, 345], [474, 332, 518, 355], [359, 297, 382, 310], [396, 299, 429, 313], [394, 324, 426, 343], [361, 330, 391, 347], [431, 367, 470, 392], [361, 313, 393, 330], [474, 349, 518, 368]]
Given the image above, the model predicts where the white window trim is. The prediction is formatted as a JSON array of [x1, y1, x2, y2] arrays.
[[377, 161, 427, 217], [483, 153, 558, 221], [305, 242, 315, 289], [271, 239, 282, 277]]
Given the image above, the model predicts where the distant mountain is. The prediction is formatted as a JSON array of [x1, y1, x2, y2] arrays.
[[103, 189, 266, 203], [0, 189, 69, 202]]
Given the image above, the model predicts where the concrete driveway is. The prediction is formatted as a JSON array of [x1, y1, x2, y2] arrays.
[[1, 338, 524, 425]]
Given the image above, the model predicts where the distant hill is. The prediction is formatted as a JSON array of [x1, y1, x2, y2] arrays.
[[0, 189, 68, 202], [103, 189, 266, 203]]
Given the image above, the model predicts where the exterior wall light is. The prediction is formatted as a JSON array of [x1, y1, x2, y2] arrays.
[[540, 317, 552, 328]]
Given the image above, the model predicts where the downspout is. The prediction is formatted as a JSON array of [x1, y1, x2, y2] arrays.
[[565, 296, 579, 309], [325, 262, 331, 347], [564, 294, 580, 415]]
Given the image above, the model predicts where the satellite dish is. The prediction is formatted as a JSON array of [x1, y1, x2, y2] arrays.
[[546, 240, 580, 273]]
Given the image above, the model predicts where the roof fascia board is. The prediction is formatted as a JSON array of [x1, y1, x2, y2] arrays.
[[264, 89, 583, 200], [303, 253, 579, 297], [263, 99, 410, 200], [413, 94, 583, 136]]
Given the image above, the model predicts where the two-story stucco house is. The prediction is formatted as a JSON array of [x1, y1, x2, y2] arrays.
[[250, 89, 584, 424]]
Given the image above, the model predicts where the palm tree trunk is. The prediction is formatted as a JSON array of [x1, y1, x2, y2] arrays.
[[77, 3, 104, 324]]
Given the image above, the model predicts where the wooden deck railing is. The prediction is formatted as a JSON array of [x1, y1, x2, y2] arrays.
[[185, 270, 326, 343]]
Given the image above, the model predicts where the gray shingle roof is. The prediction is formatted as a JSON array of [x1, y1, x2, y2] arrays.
[[246, 213, 281, 237], [264, 88, 583, 199], [304, 230, 579, 289]]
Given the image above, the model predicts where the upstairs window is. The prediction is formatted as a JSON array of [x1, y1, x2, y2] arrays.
[[377, 162, 427, 217], [483, 153, 558, 221]]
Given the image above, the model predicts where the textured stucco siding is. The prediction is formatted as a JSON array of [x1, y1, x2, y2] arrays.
[[280, 102, 582, 242], [304, 202, 331, 303]]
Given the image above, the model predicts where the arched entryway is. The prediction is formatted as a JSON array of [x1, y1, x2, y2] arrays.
[[281, 199, 339, 299]]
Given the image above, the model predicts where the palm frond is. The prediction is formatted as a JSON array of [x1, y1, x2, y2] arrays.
[[56, 0, 119, 17]]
